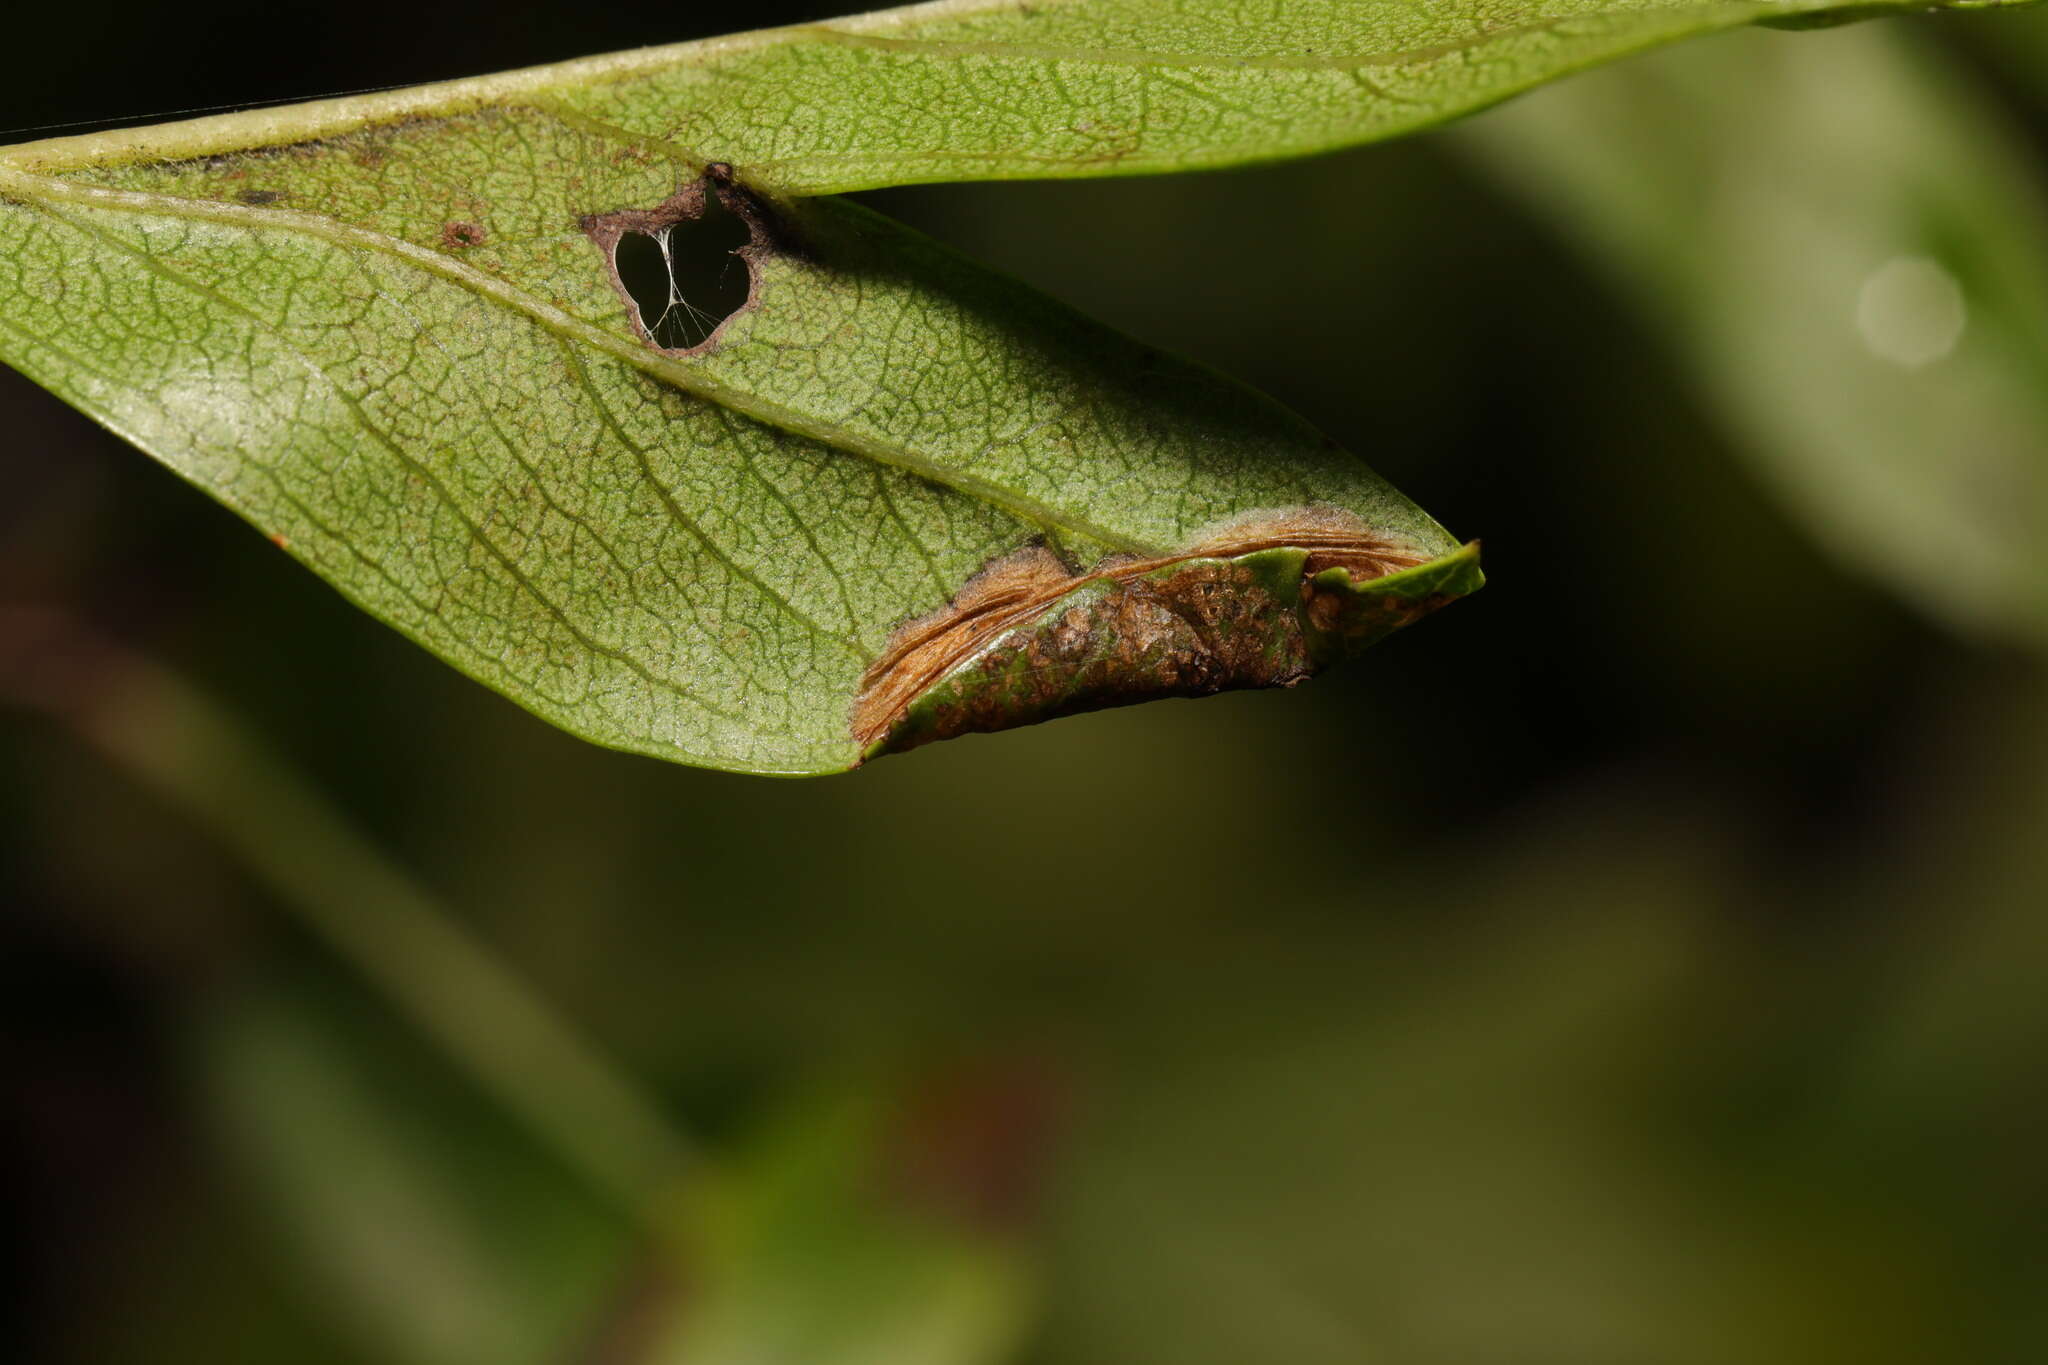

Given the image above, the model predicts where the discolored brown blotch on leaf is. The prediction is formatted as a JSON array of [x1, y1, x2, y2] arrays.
[[852, 507, 1434, 757], [440, 220, 485, 249]]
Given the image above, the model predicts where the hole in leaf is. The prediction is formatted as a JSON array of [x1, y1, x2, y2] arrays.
[[615, 231, 674, 337], [613, 189, 754, 350]]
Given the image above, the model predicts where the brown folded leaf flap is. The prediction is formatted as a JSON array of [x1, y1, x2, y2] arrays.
[[853, 506, 1438, 757]]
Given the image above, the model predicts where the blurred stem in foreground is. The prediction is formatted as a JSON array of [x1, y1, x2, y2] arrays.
[[0, 606, 693, 1235]]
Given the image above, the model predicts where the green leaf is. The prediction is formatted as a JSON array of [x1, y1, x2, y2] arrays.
[[1461, 22, 2048, 648], [3, 0, 2030, 195], [2, 1, 2027, 774], [0, 167, 1470, 777]]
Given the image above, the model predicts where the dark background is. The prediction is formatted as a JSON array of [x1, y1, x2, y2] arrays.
[[5, 4, 2048, 1363]]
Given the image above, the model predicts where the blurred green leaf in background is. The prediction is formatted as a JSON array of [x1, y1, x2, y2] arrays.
[[1465, 19, 2048, 649], [6, 3, 2048, 1365]]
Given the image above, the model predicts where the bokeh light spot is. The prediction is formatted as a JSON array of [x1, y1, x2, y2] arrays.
[[1855, 255, 1966, 368]]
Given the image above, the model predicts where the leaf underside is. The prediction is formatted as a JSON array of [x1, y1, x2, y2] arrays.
[[0, 0, 2028, 773]]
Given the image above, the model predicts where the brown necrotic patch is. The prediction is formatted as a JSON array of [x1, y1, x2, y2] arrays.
[[440, 220, 486, 249], [582, 173, 769, 354], [852, 507, 1433, 757]]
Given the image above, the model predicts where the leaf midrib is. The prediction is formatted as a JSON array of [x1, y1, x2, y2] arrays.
[[0, 163, 1158, 557]]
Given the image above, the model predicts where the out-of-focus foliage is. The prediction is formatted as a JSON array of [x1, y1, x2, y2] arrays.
[[6, 5, 2048, 1365], [203, 986, 1031, 1365], [1464, 20, 2048, 649]]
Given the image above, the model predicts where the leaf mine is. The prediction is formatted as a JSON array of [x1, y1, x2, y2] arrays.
[[854, 508, 1479, 759]]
